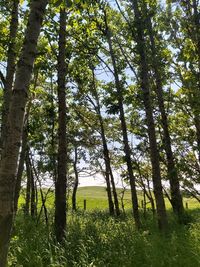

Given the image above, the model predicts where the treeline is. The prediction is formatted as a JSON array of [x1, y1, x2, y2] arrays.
[[0, 0, 199, 265]]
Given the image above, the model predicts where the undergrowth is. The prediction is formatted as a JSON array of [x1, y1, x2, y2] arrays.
[[8, 209, 200, 267]]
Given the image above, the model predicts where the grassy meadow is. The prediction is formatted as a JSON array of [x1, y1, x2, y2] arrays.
[[10, 186, 200, 267], [18, 186, 200, 211]]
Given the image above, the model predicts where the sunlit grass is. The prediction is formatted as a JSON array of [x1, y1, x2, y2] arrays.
[[18, 186, 199, 212]]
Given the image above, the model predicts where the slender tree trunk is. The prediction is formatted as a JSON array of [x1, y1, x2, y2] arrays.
[[25, 154, 36, 217], [72, 146, 79, 211], [104, 165, 115, 215], [30, 160, 36, 217], [0, 1, 48, 265], [144, 5, 184, 218], [130, 0, 168, 231], [55, 8, 67, 243], [14, 104, 30, 213], [49, 73, 57, 184], [24, 156, 31, 216], [14, 126, 28, 213], [0, 0, 19, 154], [91, 70, 119, 215], [104, 17, 140, 228], [110, 168, 120, 216], [194, 116, 200, 162], [30, 158, 49, 225]]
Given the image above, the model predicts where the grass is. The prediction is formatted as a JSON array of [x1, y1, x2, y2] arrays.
[[10, 187, 200, 266], [9, 209, 200, 267], [18, 186, 200, 211]]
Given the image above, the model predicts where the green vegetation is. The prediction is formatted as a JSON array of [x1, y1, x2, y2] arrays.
[[11, 187, 200, 266], [1, 0, 200, 265], [18, 186, 200, 211], [9, 208, 200, 267]]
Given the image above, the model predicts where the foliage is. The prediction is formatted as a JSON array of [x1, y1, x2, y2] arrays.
[[9, 209, 200, 267]]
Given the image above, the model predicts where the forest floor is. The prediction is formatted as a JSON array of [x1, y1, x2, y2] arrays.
[[10, 187, 200, 267]]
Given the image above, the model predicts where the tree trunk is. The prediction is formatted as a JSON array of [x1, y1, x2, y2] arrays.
[[14, 104, 30, 213], [104, 17, 140, 228], [130, 0, 168, 231], [183, 1, 200, 162], [14, 126, 28, 213], [30, 158, 49, 225], [0, 0, 19, 154], [110, 168, 120, 216], [25, 154, 37, 217], [30, 159, 36, 217], [72, 146, 79, 211], [0, 1, 48, 265], [55, 8, 67, 243], [24, 156, 31, 216], [91, 70, 119, 216], [194, 116, 200, 162], [145, 4, 184, 218]]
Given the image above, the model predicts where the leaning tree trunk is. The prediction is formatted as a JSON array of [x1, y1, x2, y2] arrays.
[[0, 1, 48, 265], [91, 70, 120, 216], [104, 17, 140, 228], [0, 0, 19, 154], [98, 109, 115, 216], [55, 7, 68, 243], [144, 4, 184, 219], [130, 0, 168, 231]]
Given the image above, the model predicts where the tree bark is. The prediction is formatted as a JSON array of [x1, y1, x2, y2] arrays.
[[144, 4, 184, 218], [55, 7, 67, 243], [0, 0, 19, 154], [0, 0, 48, 265], [130, 0, 168, 231]]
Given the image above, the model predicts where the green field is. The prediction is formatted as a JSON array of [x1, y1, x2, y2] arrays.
[[74, 186, 200, 210], [19, 186, 199, 211]]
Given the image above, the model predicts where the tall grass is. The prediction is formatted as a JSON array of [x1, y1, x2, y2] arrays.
[[9, 209, 200, 267]]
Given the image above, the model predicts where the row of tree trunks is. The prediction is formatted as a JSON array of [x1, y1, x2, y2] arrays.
[[91, 70, 120, 216], [0, 0, 48, 265], [130, 0, 168, 231], [144, 3, 184, 219], [104, 13, 141, 229], [25, 153, 37, 217]]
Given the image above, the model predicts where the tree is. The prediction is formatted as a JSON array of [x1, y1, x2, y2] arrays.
[[102, 6, 141, 228], [129, 0, 168, 231], [55, 6, 68, 243], [143, 1, 184, 219], [0, 0, 48, 265], [0, 0, 19, 154]]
